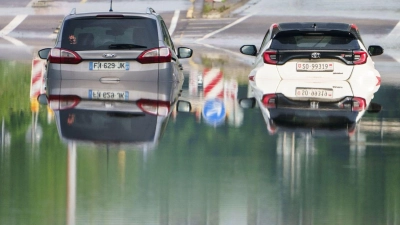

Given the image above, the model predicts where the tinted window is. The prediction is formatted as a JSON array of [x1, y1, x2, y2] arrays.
[[61, 17, 158, 51], [270, 31, 360, 50]]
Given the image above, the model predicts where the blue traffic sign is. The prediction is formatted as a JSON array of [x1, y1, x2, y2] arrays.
[[202, 98, 226, 125]]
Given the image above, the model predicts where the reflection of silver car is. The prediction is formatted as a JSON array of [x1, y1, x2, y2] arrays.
[[53, 100, 191, 147], [38, 8, 192, 115]]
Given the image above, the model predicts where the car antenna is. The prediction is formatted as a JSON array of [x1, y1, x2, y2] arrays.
[[109, 0, 113, 12]]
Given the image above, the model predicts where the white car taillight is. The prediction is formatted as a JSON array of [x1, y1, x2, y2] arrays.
[[48, 95, 81, 110], [137, 47, 171, 64], [352, 97, 366, 112], [263, 50, 278, 65], [353, 50, 367, 65], [137, 99, 170, 116], [48, 48, 82, 64], [262, 94, 277, 108]]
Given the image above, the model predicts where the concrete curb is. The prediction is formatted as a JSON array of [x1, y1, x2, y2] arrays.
[[187, 0, 249, 19], [203, 0, 249, 18]]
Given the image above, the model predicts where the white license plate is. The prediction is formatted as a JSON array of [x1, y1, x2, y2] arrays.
[[89, 62, 130, 70], [89, 90, 129, 100], [295, 88, 333, 98], [296, 62, 334, 72]]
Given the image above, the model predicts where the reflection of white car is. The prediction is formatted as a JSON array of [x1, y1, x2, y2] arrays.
[[240, 22, 383, 128]]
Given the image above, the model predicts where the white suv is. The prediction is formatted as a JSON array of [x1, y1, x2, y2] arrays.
[[240, 22, 383, 128]]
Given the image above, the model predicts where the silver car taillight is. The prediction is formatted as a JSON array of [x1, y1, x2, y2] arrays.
[[137, 47, 171, 64], [48, 48, 82, 64], [48, 95, 81, 110], [137, 99, 170, 116]]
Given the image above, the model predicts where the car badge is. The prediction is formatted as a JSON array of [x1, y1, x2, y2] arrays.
[[103, 53, 116, 58], [311, 52, 321, 59]]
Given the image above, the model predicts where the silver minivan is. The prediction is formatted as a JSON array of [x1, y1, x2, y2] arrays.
[[38, 8, 193, 116]]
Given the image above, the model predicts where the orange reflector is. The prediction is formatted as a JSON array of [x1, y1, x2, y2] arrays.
[[30, 97, 39, 112]]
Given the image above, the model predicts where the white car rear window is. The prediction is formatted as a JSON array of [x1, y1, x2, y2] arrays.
[[271, 32, 360, 50]]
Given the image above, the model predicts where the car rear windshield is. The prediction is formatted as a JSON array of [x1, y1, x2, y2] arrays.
[[270, 31, 360, 50], [61, 17, 159, 51]]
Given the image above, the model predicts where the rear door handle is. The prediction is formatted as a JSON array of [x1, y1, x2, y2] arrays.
[[100, 77, 120, 84]]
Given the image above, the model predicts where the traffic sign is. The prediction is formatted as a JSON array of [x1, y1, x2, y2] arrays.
[[202, 98, 226, 126]]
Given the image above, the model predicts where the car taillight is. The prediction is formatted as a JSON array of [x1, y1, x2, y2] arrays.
[[348, 124, 357, 137], [48, 95, 81, 110], [48, 48, 82, 64], [262, 94, 277, 108], [352, 97, 366, 112], [350, 24, 359, 31], [267, 119, 278, 135], [249, 75, 255, 81], [376, 76, 381, 86], [263, 50, 278, 65], [353, 50, 367, 65], [137, 99, 170, 116], [137, 47, 171, 64]]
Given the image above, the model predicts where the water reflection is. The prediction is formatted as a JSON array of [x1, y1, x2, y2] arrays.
[[2, 50, 400, 225], [239, 77, 382, 137]]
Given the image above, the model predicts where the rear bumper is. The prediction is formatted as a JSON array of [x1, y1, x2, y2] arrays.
[[275, 93, 355, 111], [269, 109, 359, 124], [269, 93, 361, 124]]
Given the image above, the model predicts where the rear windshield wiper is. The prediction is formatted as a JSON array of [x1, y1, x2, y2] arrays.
[[108, 44, 147, 49]]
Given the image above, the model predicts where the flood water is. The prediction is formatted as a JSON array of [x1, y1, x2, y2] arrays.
[[1, 45, 400, 225]]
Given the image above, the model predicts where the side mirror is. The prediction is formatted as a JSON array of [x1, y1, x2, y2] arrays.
[[368, 45, 384, 56], [37, 94, 48, 105], [240, 45, 257, 56], [367, 102, 382, 113], [38, 48, 51, 59], [177, 47, 193, 59], [239, 98, 256, 109], [176, 100, 192, 112]]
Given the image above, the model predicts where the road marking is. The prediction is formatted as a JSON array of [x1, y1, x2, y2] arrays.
[[2, 35, 26, 46], [169, 10, 180, 36], [0, 0, 35, 46], [196, 12, 256, 42], [385, 21, 400, 63], [0, 15, 28, 36]]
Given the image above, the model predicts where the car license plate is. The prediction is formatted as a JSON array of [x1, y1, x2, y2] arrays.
[[295, 88, 333, 98], [89, 90, 129, 100], [296, 62, 334, 72], [89, 62, 130, 71]]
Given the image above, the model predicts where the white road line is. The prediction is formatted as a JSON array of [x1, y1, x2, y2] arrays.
[[169, 10, 180, 36], [385, 21, 400, 63], [2, 35, 27, 46], [0, 0, 35, 46], [387, 21, 400, 37], [196, 12, 256, 42], [0, 15, 28, 36]]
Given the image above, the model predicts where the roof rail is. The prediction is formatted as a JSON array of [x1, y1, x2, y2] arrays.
[[146, 7, 157, 14], [70, 8, 76, 15]]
